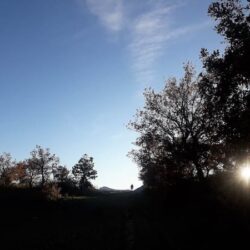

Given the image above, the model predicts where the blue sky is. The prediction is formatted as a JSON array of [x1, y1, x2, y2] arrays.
[[0, 0, 223, 189]]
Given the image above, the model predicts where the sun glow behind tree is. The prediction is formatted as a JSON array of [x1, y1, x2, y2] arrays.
[[240, 164, 250, 184]]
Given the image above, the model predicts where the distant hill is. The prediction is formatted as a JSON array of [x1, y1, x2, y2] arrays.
[[134, 185, 145, 193], [99, 186, 115, 192], [99, 186, 130, 193]]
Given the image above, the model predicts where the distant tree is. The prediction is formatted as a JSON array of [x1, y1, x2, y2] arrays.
[[53, 166, 69, 183], [0, 153, 15, 186], [128, 64, 220, 188], [130, 184, 134, 191], [28, 145, 59, 187], [7, 162, 27, 184], [199, 0, 250, 168], [72, 154, 97, 192], [25, 159, 40, 188]]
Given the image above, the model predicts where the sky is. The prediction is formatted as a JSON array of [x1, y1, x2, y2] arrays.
[[0, 0, 224, 189]]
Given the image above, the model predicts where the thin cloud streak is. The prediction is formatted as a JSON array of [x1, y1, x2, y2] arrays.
[[85, 0, 124, 32], [129, 3, 210, 84], [83, 0, 211, 84], [130, 6, 170, 83]]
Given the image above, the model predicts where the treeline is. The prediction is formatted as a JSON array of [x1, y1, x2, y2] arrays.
[[0, 145, 97, 197], [128, 0, 250, 189]]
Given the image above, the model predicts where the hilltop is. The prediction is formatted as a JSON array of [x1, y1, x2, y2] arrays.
[[99, 186, 131, 193]]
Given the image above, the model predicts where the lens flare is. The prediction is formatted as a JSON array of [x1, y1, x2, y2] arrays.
[[240, 166, 250, 182]]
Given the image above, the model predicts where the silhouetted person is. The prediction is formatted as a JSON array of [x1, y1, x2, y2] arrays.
[[130, 184, 134, 191]]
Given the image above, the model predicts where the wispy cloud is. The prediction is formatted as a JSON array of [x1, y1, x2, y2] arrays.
[[129, 3, 210, 84], [82, 0, 210, 84], [85, 0, 124, 32], [129, 5, 174, 83]]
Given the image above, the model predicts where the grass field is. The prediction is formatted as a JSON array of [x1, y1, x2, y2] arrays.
[[1, 180, 250, 250]]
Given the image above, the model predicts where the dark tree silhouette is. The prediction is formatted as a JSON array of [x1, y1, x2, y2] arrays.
[[25, 159, 40, 188], [0, 153, 15, 186], [7, 162, 27, 184], [128, 64, 220, 188], [28, 145, 59, 187], [199, 0, 250, 169], [52, 166, 76, 195], [53, 165, 69, 183], [72, 154, 97, 192]]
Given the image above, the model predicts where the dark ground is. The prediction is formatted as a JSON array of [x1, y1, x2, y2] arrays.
[[1, 177, 250, 250]]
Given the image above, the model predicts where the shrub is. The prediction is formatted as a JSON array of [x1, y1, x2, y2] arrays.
[[42, 183, 62, 200]]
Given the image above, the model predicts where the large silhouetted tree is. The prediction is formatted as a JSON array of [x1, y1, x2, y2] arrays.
[[72, 154, 97, 192], [199, 0, 250, 169], [128, 64, 220, 188], [28, 145, 59, 187]]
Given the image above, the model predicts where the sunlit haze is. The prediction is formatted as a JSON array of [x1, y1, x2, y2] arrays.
[[0, 0, 222, 189], [240, 165, 250, 183]]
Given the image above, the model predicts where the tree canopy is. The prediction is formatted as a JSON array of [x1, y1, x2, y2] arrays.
[[72, 154, 97, 191], [200, 0, 250, 169], [0, 146, 98, 197], [129, 0, 250, 188], [27, 145, 60, 187], [0, 153, 15, 185], [129, 64, 222, 187]]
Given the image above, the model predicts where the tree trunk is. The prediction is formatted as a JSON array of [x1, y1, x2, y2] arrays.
[[41, 166, 45, 187], [194, 161, 204, 181], [197, 168, 204, 181]]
